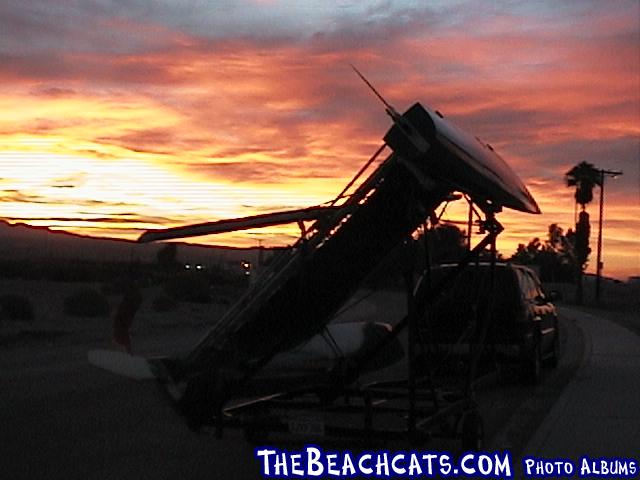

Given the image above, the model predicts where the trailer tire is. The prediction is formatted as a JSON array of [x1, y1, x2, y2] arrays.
[[461, 411, 484, 451]]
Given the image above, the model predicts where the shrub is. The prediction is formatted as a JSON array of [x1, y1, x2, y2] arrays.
[[64, 287, 110, 317], [0, 294, 35, 321]]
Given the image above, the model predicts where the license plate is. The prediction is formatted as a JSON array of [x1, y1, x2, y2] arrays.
[[288, 417, 325, 436]]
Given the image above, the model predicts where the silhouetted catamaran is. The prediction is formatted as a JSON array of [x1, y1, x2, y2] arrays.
[[90, 68, 539, 446]]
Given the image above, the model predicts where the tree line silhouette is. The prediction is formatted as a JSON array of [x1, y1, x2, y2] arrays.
[[510, 160, 602, 303], [390, 160, 603, 304]]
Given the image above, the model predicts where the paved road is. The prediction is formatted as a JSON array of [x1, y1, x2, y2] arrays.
[[525, 306, 640, 458], [1, 331, 263, 480], [0, 303, 602, 480]]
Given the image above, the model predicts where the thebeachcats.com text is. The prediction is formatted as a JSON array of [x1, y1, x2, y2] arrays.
[[254, 446, 638, 478]]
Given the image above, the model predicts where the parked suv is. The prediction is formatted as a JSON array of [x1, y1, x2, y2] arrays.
[[424, 262, 559, 382]]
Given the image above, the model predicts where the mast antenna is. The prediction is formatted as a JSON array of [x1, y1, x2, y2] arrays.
[[350, 64, 400, 121]]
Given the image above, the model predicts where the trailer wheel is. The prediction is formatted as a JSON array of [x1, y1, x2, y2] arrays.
[[461, 411, 484, 451]]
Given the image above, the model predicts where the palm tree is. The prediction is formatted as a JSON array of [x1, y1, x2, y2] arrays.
[[565, 161, 601, 303], [566, 161, 601, 211]]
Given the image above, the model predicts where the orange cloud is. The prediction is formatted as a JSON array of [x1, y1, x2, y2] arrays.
[[0, 1, 638, 278]]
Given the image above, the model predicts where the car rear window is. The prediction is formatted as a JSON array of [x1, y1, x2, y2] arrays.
[[424, 265, 519, 341]]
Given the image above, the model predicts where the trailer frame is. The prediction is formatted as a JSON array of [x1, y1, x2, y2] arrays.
[[218, 208, 503, 449]]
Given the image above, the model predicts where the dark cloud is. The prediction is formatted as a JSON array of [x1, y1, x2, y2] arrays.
[[2, 216, 144, 223], [73, 149, 117, 160], [0, 1, 189, 56], [50, 172, 87, 189], [0, 191, 50, 204], [31, 86, 77, 97], [0, 190, 140, 208], [0, 0, 637, 275], [97, 129, 176, 155], [240, 204, 304, 212], [454, 106, 551, 143], [519, 136, 639, 177]]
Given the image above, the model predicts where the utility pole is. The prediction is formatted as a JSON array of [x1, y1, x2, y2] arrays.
[[595, 168, 623, 300]]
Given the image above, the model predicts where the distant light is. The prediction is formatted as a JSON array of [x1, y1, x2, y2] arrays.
[[241, 260, 251, 276], [185, 263, 191, 269], [195, 264, 203, 270]]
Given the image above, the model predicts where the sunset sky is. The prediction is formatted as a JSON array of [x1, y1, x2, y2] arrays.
[[1, 1, 638, 279]]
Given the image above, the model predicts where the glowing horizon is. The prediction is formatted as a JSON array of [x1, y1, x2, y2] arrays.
[[0, 1, 638, 279]]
